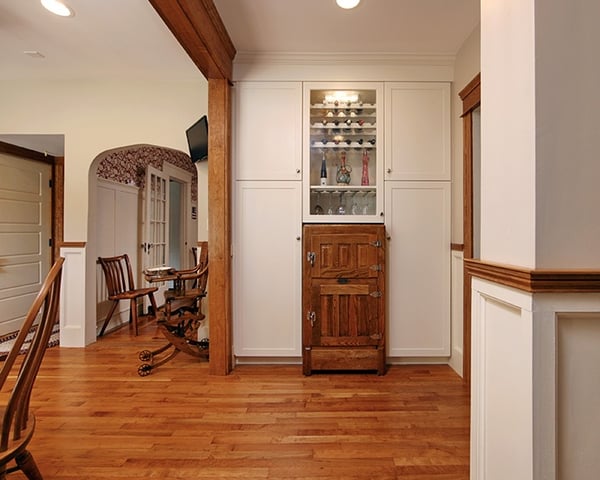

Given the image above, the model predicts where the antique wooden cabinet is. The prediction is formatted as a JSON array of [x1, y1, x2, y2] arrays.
[[302, 224, 385, 375]]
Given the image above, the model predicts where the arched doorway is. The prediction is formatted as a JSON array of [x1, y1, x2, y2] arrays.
[[89, 144, 198, 336]]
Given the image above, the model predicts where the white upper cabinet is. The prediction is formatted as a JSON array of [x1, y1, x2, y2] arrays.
[[234, 82, 302, 180], [384, 82, 451, 180]]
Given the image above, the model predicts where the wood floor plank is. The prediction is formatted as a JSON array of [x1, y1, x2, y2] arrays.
[[2, 322, 470, 479]]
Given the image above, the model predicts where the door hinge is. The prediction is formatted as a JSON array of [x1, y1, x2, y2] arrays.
[[307, 311, 316, 327], [370, 239, 382, 248], [369, 264, 383, 272], [307, 251, 316, 266], [369, 291, 382, 298], [48, 179, 53, 188], [48, 238, 53, 247]]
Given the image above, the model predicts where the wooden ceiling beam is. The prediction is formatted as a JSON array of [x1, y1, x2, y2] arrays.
[[149, 0, 235, 80]]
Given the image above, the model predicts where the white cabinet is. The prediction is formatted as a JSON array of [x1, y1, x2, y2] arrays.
[[303, 82, 384, 223], [233, 82, 302, 180], [384, 82, 451, 181], [385, 181, 451, 357], [233, 181, 302, 357]]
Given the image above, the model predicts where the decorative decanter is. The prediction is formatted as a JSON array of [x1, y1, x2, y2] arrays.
[[335, 151, 352, 185], [361, 149, 370, 186]]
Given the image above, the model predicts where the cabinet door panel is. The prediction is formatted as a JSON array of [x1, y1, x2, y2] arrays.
[[234, 82, 302, 180], [385, 82, 450, 180], [233, 181, 302, 356], [385, 181, 451, 356], [310, 279, 381, 347], [307, 230, 380, 279]]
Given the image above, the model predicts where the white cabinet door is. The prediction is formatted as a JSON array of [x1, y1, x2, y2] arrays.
[[233, 181, 302, 357], [384, 82, 451, 181], [234, 82, 302, 181], [385, 181, 451, 357]]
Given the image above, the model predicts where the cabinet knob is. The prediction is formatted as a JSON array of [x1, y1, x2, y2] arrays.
[[296, 168, 301, 174], [296, 236, 301, 241], [386, 168, 392, 174]]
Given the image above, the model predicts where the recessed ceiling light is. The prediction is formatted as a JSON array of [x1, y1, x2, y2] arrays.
[[336, 0, 360, 9], [41, 0, 74, 17]]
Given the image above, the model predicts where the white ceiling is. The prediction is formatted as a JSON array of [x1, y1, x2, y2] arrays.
[[0, 0, 199, 81], [0, 0, 479, 155], [213, 0, 480, 56]]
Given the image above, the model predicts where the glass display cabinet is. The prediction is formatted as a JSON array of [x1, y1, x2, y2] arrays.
[[303, 82, 383, 223]]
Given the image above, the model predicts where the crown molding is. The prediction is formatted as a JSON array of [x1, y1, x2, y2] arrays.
[[233, 51, 456, 67]]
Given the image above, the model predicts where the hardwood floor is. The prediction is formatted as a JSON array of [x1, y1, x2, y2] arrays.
[[11, 321, 469, 479]]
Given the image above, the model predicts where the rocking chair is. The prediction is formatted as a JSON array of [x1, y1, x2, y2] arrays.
[[138, 242, 209, 375]]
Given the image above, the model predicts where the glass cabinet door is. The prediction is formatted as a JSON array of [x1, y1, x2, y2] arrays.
[[303, 82, 383, 223]]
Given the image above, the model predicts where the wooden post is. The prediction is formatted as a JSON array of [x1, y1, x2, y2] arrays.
[[207, 78, 232, 375]]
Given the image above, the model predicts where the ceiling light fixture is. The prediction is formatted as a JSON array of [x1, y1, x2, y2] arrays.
[[336, 0, 360, 9], [41, 0, 74, 17]]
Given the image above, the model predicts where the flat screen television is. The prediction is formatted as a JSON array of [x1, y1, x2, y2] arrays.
[[185, 115, 208, 162]]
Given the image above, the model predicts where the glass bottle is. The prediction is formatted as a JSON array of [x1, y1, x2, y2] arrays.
[[320, 152, 327, 186]]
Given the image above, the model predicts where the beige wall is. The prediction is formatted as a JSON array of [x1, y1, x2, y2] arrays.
[[451, 25, 480, 244], [0, 77, 208, 241]]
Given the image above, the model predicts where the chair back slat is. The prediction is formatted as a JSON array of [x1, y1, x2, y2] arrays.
[[0, 257, 64, 451], [195, 242, 209, 294], [98, 254, 135, 297]]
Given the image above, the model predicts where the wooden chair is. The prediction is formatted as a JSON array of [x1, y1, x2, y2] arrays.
[[97, 254, 158, 336], [138, 242, 208, 375], [0, 257, 64, 480]]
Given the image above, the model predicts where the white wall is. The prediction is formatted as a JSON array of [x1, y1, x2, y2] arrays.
[[481, 0, 536, 268], [448, 25, 480, 377], [534, 0, 600, 268], [451, 25, 480, 244], [0, 78, 208, 241]]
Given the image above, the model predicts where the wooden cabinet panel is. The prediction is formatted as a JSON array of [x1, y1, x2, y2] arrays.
[[307, 228, 381, 278], [309, 278, 381, 347], [303, 224, 385, 375]]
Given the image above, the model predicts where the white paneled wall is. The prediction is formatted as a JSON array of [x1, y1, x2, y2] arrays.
[[471, 277, 600, 480], [95, 180, 139, 334]]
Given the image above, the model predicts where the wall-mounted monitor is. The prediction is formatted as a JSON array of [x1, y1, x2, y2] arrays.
[[185, 115, 208, 162]]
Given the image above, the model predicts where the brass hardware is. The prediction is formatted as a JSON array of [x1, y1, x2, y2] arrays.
[[307, 311, 316, 327], [369, 291, 382, 298], [307, 251, 316, 266], [370, 333, 382, 340], [370, 240, 382, 248], [369, 264, 383, 272]]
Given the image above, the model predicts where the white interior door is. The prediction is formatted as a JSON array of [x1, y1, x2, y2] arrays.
[[143, 166, 170, 299], [0, 153, 52, 335]]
